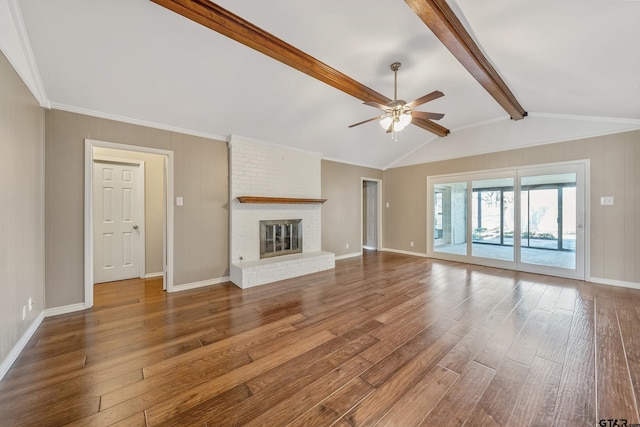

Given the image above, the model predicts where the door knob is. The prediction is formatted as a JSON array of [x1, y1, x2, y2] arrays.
[[133, 225, 139, 230]]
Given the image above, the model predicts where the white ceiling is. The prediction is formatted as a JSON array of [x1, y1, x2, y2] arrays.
[[5, 0, 640, 169]]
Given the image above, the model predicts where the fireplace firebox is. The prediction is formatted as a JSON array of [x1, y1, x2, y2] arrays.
[[260, 219, 302, 259]]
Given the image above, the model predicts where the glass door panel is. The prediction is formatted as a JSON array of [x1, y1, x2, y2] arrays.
[[519, 173, 577, 269], [471, 178, 514, 261], [433, 182, 467, 256]]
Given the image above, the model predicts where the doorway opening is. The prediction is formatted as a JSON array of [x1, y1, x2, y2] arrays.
[[84, 139, 174, 308], [362, 178, 382, 251]]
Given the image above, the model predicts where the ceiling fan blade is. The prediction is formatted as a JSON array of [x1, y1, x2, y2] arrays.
[[412, 111, 445, 121], [407, 90, 444, 108], [364, 101, 389, 111], [348, 116, 382, 128]]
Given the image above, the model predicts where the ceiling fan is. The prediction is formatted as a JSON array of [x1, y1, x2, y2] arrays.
[[349, 62, 445, 138]]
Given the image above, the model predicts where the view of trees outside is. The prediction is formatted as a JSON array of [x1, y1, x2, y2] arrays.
[[472, 185, 576, 251], [472, 189, 514, 245]]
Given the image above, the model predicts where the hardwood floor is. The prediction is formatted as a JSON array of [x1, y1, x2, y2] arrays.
[[1, 251, 640, 426]]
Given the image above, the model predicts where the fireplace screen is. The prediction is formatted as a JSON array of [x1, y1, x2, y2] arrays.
[[260, 219, 302, 259]]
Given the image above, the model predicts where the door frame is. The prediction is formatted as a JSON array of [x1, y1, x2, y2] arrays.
[[361, 177, 383, 251], [84, 139, 175, 308], [92, 156, 146, 282]]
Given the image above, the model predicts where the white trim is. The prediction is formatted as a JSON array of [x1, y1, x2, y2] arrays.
[[529, 112, 640, 126], [589, 277, 640, 290], [0, 311, 45, 381], [6, 0, 49, 107], [381, 248, 428, 258], [386, 113, 640, 170], [85, 139, 174, 307], [145, 272, 164, 279], [52, 103, 226, 142], [44, 303, 87, 317], [583, 161, 591, 281], [321, 155, 382, 170], [394, 124, 640, 168], [383, 117, 516, 170], [335, 252, 363, 260], [383, 137, 438, 170], [172, 276, 230, 292]]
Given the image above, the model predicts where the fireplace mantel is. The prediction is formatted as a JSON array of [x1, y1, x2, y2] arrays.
[[237, 196, 327, 204]]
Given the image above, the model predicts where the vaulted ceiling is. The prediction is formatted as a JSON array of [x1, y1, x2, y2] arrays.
[[4, 0, 640, 169]]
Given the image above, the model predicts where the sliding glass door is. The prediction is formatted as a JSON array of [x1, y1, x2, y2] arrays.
[[427, 161, 587, 279], [517, 167, 584, 277]]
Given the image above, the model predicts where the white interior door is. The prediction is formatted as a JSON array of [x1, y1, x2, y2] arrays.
[[93, 161, 143, 283]]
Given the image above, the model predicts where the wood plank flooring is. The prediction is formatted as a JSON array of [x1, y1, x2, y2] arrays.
[[1, 251, 640, 426]]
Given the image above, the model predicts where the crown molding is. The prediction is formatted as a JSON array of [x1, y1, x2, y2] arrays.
[[7, 0, 48, 107], [50, 102, 228, 142]]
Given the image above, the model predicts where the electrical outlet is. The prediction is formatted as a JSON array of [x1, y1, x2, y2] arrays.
[[28, 298, 33, 311], [386, 202, 390, 208], [410, 241, 414, 247], [346, 243, 349, 249], [22, 306, 26, 320]]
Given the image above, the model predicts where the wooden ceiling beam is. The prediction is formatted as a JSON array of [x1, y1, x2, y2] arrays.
[[150, 0, 451, 137], [412, 117, 450, 137], [405, 0, 527, 120]]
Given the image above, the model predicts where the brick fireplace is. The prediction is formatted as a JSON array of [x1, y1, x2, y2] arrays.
[[228, 136, 335, 288]]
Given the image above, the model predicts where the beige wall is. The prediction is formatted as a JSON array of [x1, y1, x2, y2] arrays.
[[0, 51, 45, 365], [45, 110, 229, 308], [93, 147, 165, 275], [383, 130, 640, 283], [321, 160, 383, 257]]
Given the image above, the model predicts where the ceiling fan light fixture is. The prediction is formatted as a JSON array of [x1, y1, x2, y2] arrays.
[[380, 115, 393, 130], [397, 111, 412, 129], [349, 61, 444, 137], [380, 109, 412, 132]]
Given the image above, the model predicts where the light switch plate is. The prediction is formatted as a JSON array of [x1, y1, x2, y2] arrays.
[[176, 196, 184, 206], [600, 196, 614, 206]]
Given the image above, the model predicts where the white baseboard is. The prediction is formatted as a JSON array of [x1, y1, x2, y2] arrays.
[[589, 277, 640, 290], [335, 252, 362, 260], [44, 303, 87, 317], [381, 248, 428, 258], [171, 276, 230, 292], [0, 311, 45, 382], [144, 272, 164, 279]]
